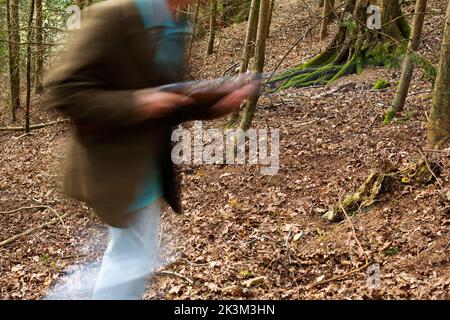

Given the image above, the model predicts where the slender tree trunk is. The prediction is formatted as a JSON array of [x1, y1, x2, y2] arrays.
[[385, 0, 427, 123], [428, 0, 450, 148], [320, 0, 334, 41], [248, 0, 260, 59], [240, 0, 260, 74], [227, 0, 260, 127], [186, 0, 201, 63], [266, 0, 275, 38], [239, 0, 271, 131], [35, 0, 44, 94], [207, 0, 218, 55], [25, 0, 36, 133], [7, 0, 21, 122]]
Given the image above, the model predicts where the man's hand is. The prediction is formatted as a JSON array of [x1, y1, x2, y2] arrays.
[[202, 81, 260, 119], [133, 89, 195, 120], [133, 80, 259, 121]]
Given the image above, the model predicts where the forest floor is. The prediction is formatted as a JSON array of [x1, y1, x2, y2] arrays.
[[0, 0, 449, 299]]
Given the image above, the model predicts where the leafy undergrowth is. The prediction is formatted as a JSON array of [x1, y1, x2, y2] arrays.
[[0, 0, 449, 300]]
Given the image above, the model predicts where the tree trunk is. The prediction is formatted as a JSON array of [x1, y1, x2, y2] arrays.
[[239, 0, 271, 131], [222, 0, 252, 26], [227, 0, 260, 127], [320, 0, 335, 41], [266, 0, 275, 38], [427, 0, 450, 148], [248, 0, 260, 59], [186, 0, 201, 63], [385, 0, 427, 124], [35, 0, 44, 94], [207, 0, 218, 55], [25, 0, 36, 133], [240, 0, 260, 74], [7, 0, 21, 122], [271, 0, 410, 91]]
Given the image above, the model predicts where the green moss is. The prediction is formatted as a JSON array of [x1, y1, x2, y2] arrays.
[[271, 27, 406, 91], [270, 52, 337, 85], [398, 15, 411, 39], [411, 53, 438, 85], [278, 64, 341, 90], [383, 109, 396, 124], [374, 79, 390, 90], [239, 269, 253, 279], [329, 59, 356, 84], [384, 246, 399, 256]]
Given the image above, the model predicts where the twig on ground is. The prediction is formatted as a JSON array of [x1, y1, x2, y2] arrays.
[[308, 198, 369, 289], [242, 276, 266, 288], [183, 258, 209, 267], [369, 113, 380, 127], [222, 276, 267, 292], [285, 228, 293, 264], [311, 82, 357, 99], [0, 205, 65, 226], [424, 148, 450, 154], [155, 270, 194, 284], [223, 62, 239, 76], [0, 119, 70, 131], [293, 115, 334, 128], [0, 213, 68, 247], [13, 132, 36, 139]]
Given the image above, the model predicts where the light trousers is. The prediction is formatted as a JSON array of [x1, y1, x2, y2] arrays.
[[92, 200, 161, 300]]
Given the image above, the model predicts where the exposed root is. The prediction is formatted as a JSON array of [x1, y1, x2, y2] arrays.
[[269, 0, 410, 91], [323, 158, 442, 222]]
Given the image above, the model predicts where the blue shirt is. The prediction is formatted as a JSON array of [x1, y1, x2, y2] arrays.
[[135, 0, 190, 81], [130, 0, 189, 211]]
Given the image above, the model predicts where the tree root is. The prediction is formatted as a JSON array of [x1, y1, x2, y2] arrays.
[[323, 158, 442, 222], [269, 0, 411, 92]]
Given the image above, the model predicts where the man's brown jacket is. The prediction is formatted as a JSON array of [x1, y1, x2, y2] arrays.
[[50, 0, 199, 227]]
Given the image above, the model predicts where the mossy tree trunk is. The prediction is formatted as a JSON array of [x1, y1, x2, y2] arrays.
[[187, 0, 201, 63], [227, 0, 260, 127], [320, 0, 335, 41], [207, 0, 218, 55], [427, 0, 450, 148], [266, 0, 275, 38], [271, 0, 410, 91], [240, 0, 260, 72], [384, 0, 427, 124], [239, 0, 271, 131], [35, 0, 44, 94], [7, 0, 21, 122], [25, 0, 36, 133]]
